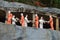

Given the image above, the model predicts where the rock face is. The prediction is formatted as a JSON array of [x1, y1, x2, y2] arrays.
[[0, 0, 3, 2], [0, 22, 60, 40], [0, 22, 16, 40]]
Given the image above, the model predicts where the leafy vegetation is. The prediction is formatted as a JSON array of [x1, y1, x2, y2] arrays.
[[4, 0, 60, 8]]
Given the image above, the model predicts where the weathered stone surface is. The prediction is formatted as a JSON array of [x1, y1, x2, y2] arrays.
[[0, 22, 16, 40], [0, 22, 60, 40]]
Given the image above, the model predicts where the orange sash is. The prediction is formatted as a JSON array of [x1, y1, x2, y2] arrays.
[[34, 16, 39, 28]]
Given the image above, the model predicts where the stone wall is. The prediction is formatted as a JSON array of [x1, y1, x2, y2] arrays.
[[0, 22, 60, 40]]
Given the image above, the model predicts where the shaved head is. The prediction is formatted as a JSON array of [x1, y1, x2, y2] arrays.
[[35, 14, 37, 16], [8, 11, 11, 14], [21, 13, 23, 16]]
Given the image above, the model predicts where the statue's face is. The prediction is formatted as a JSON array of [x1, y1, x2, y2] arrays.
[[21, 13, 23, 16], [35, 14, 37, 16], [8, 11, 11, 14], [41, 17, 43, 19], [13, 15, 15, 18], [50, 15, 52, 18]]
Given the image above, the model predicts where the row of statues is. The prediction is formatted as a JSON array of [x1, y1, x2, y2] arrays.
[[6, 11, 54, 30]]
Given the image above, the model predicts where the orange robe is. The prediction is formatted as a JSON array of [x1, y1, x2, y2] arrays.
[[49, 17, 54, 30], [7, 13, 13, 24], [34, 16, 39, 28], [20, 15, 25, 27]]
